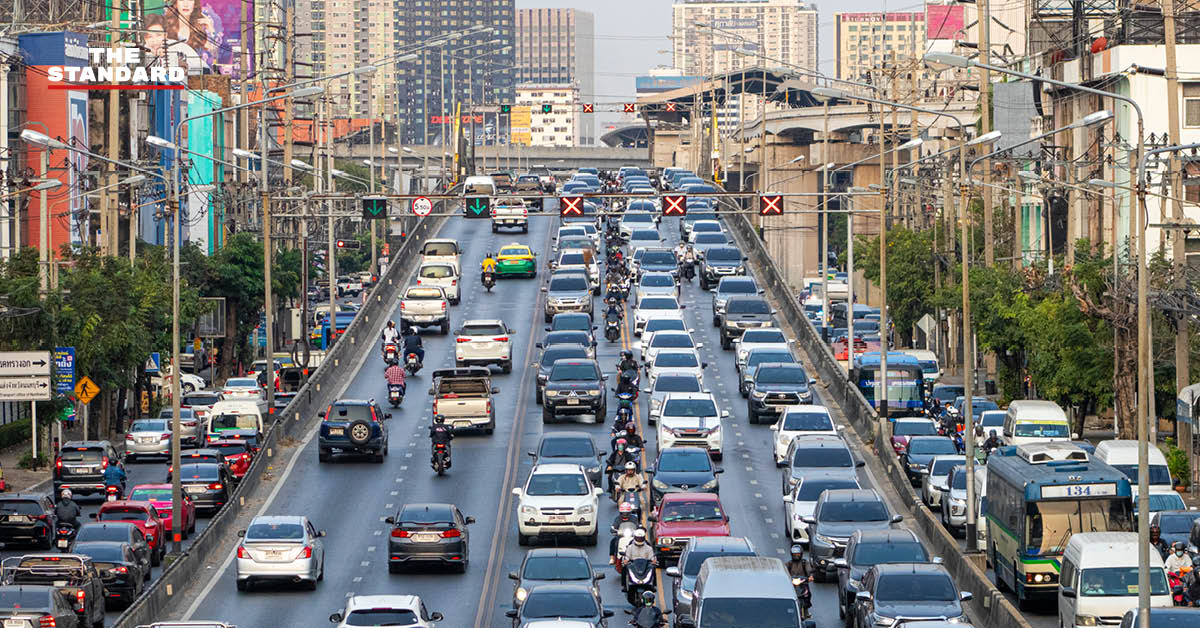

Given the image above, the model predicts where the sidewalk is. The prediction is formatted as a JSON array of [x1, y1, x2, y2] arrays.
[[0, 422, 92, 494]]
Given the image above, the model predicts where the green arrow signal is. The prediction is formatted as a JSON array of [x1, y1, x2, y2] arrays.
[[467, 197, 489, 216]]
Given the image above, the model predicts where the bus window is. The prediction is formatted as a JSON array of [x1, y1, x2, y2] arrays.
[[1025, 499, 1134, 555]]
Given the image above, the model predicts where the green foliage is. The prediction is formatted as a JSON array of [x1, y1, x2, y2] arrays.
[[1018, 291, 1112, 410], [0, 419, 31, 450], [853, 225, 936, 345], [1165, 438, 1190, 488], [18, 452, 48, 471]]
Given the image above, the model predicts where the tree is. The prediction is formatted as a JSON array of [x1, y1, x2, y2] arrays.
[[853, 226, 936, 346]]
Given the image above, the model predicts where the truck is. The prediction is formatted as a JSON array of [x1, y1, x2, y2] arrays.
[[529, 164, 556, 192], [428, 368, 499, 434], [2, 554, 105, 628], [399, 286, 450, 335], [490, 198, 529, 233]]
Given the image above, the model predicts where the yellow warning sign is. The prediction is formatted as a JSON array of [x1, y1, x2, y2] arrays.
[[75, 376, 99, 405]]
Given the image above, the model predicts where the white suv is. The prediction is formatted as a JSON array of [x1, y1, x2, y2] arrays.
[[511, 463, 603, 546], [770, 405, 842, 465], [656, 392, 728, 460], [454, 319, 515, 373]]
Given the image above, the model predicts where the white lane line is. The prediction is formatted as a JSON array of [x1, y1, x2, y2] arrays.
[[352, 577, 362, 583], [181, 426, 318, 620]]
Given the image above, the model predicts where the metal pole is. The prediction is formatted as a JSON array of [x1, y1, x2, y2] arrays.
[[39, 149, 48, 295], [261, 105, 276, 419], [878, 99, 889, 424], [847, 195, 855, 361], [960, 142, 977, 547], [170, 143, 183, 554], [369, 75, 377, 278], [821, 101, 830, 340], [325, 99, 338, 343]]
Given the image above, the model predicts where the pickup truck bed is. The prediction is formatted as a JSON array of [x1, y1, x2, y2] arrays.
[[491, 202, 529, 233], [2, 555, 105, 628], [429, 368, 498, 434], [400, 287, 450, 334]]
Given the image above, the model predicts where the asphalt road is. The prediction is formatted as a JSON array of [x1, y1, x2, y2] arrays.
[[175, 211, 1005, 627]]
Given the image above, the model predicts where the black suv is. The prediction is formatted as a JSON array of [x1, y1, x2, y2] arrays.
[[698, 246, 747, 290], [718, 295, 775, 349], [834, 528, 931, 620], [541, 359, 608, 424], [54, 441, 122, 497], [746, 363, 815, 423], [0, 494, 57, 548], [318, 399, 391, 463]]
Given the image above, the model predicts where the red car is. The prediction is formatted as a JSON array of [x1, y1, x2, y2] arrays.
[[649, 493, 731, 564], [207, 440, 253, 482], [890, 418, 940, 456], [92, 500, 168, 565], [126, 484, 197, 543]]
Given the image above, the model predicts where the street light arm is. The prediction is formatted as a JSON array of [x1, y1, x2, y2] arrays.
[[966, 118, 1104, 185]]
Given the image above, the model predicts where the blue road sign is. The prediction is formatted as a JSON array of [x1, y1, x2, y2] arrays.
[[53, 346, 75, 395], [146, 352, 161, 374]]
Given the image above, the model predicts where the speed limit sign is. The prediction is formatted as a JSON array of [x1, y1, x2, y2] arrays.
[[412, 196, 433, 216]]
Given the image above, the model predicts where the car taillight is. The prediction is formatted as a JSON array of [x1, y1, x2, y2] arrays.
[[486, 400, 492, 413], [298, 546, 313, 559], [237, 546, 248, 558], [208, 483, 223, 491], [55, 458, 62, 469], [391, 529, 409, 538], [101, 457, 109, 470], [126, 434, 134, 441], [38, 616, 56, 627], [440, 301, 447, 310], [416, 279, 422, 285], [223, 390, 233, 395], [111, 566, 128, 574], [441, 529, 461, 538], [400, 301, 406, 309], [161, 434, 171, 440], [493, 337, 508, 342], [456, 337, 470, 343], [450, 280, 457, 286], [432, 400, 438, 415], [75, 590, 85, 607]]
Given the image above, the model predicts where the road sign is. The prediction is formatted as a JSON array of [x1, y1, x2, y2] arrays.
[[665, 102, 677, 112], [661, 194, 687, 217], [412, 196, 433, 216], [196, 297, 227, 338], [0, 351, 50, 378], [75, 376, 99, 405], [53, 347, 75, 395], [759, 194, 784, 216], [623, 103, 635, 113], [362, 196, 388, 220], [336, 239, 362, 250], [145, 352, 161, 374], [582, 103, 594, 114], [193, 338, 203, 352], [464, 196, 491, 219], [541, 104, 553, 114], [560, 196, 584, 217], [0, 376, 51, 401]]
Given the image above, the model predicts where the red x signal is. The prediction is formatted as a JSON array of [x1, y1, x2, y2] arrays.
[[623, 103, 636, 113], [665, 102, 677, 112], [560, 196, 584, 217], [662, 194, 687, 217], [759, 194, 783, 216], [582, 103, 594, 113]]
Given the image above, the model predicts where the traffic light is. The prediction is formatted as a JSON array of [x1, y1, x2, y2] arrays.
[[335, 239, 361, 250], [464, 196, 491, 219], [500, 104, 512, 113], [582, 103, 594, 113], [661, 194, 687, 217], [361, 196, 388, 220], [541, 104, 553, 114], [759, 194, 783, 216], [560, 196, 584, 217]]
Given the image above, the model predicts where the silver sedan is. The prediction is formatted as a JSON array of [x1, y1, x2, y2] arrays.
[[235, 515, 326, 591], [124, 419, 172, 460]]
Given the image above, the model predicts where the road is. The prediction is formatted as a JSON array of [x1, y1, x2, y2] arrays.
[[175, 210, 990, 627]]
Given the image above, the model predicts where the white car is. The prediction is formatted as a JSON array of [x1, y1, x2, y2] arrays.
[[235, 515, 325, 591], [455, 319, 515, 373], [329, 595, 443, 627], [554, 248, 600, 293], [512, 463, 603, 546], [643, 372, 707, 424], [783, 471, 862, 544], [220, 377, 263, 402], [420, 238, 461, 272], [639, 331, 702, 367], [770, 405, 842, 465], [936, 464, 973, 535], [647, 350, 707, 385], [636, 272, 678, 300], [156, 370, 207, 395], [687, 220, 724, 239], [657, 393, 728, 459], [417, 262, 461, 305], [734, 327, 792, 370], [573, 222, 602, 249], [921, 455, 966, 509], [627, 228, 664, 251], [619, 211, 657, 238], [633, 294, 684, 336]]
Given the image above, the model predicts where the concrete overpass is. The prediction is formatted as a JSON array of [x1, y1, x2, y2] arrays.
[[330, 143, 651, 170]]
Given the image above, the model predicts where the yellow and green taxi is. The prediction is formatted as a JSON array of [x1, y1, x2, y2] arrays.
[[496, 243, 537, 278]]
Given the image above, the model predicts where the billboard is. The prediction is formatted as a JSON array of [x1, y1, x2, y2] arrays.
[[187, 90, 219, 253], [926, 5, 965, 40], [143, 0, 252, 77]]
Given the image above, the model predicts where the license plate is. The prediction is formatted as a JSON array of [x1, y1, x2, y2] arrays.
[[265, 550, 285, 560], [454, 421, 471, 428], [413, 533, 440, 543], [140, 437, 156, 444], [328, 428, 344, 436], [185, 485, 205, 494], [56, 539, 69, 548], [548, 516, 567, 524], [5, 619, 27, 628], [567, 398, 580, 405], [5, 515, 29, 523]]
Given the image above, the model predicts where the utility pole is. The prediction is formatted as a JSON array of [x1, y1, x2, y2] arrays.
[[1162, 0, 1189, 456], [368, 73, 377, 278], [283, 5, 296, 187], [105, 4, 121, 255], [980, 0, 993, 268]]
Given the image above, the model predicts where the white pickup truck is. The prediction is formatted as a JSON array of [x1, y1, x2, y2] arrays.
[[429, 367, 499, 434], [399, 286, 450, 334], [490, 199, 529, 233]]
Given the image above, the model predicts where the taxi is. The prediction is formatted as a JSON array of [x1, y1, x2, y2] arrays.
[[495, 243, 537, 278]]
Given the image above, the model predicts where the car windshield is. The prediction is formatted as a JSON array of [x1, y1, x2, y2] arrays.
[[343, 609, 419, 626], [908, 439, 958, 455], [651, 334, 694, 348], [742, 330, 785, 344], [1080, 567, 1169, 596], [695, 598, 800, 628], [658, 450, 712, 473], [1143, 493, 1187, 512], [129, 488, 172, 502], [0, 500, 43, 516], [59, 448, 103, 463], [210, 414, 258, 430], [641, 297, 679, 310], [642, 275, 674, 288], [423, 242, 457, 256], [559, 253, 587, 266], [951, 469, 969, 489], [819, 499, 888, 522], [177, 464, 219, 480], [225, 378, 257, 388], [930, 458, 964, 475], [547, 331, 589, 346], [876, 573, 958, 602], [132, 420, 168, 432], [893, 421, 938, 436], [183, 394, 220, 406], [463, 323, 506, 336], [99, 508, 149, 522], [550, 276, 589, 291], [705, 248, 740, 263], [405, 288, 444, 300], [499, 247, 529, 257], [663, 399, 718, 417], [1110, 464, 1173, 486], [419, 265, 455, 279], [727, 299, 769, 314], [1158, 513, 1199, 534], [796, 478, 860, 501], [655, 353, 699, 368], [624, 213, 654, 223], [747, 352, 794, 368], [246, 522, 305, 540], [1024, 499, 1133, 555], [853, 542, 928, 567], [979, 413, 1005, 428], [522, 556, 592, 581], [527, 473, 589, 496], [76, 544, 127, 562], [211, 443, 249, 457], [692, 222, 721, 232], [642, 251, 676, 265], [757, 367, 808, 385], [661, 501, 725, 522], [718, 281, 757, 295], [1013, 422, 1071, 439], [782, 411, 833, 431], [792, 447, 853, 468], [645, 319, 686, 334], [542, 347, 588, 367], [681, 548, 753, 577], [521, 591, 598, 619], [655, 376, 701, 394], [631, 230, 660, 240], [541, 438, 595, 458], [932, 386, 964, 403], [396, 506, 455, 525], [694, 233, 727, 244], [549, 363, 599, 381]]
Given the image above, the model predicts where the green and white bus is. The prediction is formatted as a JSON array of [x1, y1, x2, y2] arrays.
[[984, 442, 1133, 607]]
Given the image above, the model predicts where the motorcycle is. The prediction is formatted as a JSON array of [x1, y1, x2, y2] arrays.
[[1169, 571, 1187, 606], [682, 261, 696, 283], [605, 316, 622, 342], [54, 523, 77, 551], [105, 485, 121, 502], [432, 443, 450, 476], [625, 606, 671, 628], [623, 558, 656, 606], [616, 370, 640, 399], [611, 520, 638, 570], [405, 352, 422, 376], [792, 575, 813, 619], [388, 384, 404, 408], [382, 343, 399, 366], [482, 270, 496, 292]]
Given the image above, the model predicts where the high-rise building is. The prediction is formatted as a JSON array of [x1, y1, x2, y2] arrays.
[[671, 0, 818, 77], [834, 12, 926, 83], [515, 84, 581, 147], [515, 8, 595, 144]]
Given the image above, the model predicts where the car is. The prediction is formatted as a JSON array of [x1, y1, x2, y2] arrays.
[[543, 272, 594, 323], [417, 262, 461, 305], [636, 272, 678, 300], [73, 522, 152, 575], [176, 462, 232, 513], [91, 500, 166, 565], [851, 563, 970, 626], [628, 228, 664, 251], [935, 465, 975, 535], [783, 467, 864, 545], [644, 372, 707, 424], [539, 330, 597, 359], [329, 595, 444, 628], [219, 377, 263, 402], [689, 231, 731, 257], [72, 540, 146, 604], [647, 446, 724, 503], [733, 327, 790, 369], [156, 407, 201, 446], [124, 418, 172, 460], [718, 296, 775, 349], [649, 493, 731, 564], [495, 243, 538, 278], [834, 529, 932, 620], [805, 489, 903, 580], [385, 503, 474, 573], [504, 583, 613, 627], [318, 399, 390, 463], [512, 463, 603, 546], [637, 248, 678, 278], [553, 249, 601, 293], [680, 210, 717, 240], [541, 360, 608, 424], [181, 390, 220, 421], [207, 439, 254, 483], [664, 536, 756, 627], [530, 433, 605, 487], [455, 319, 516, 372], [547, 312, 596, 336], [921, 455, 966, 509], [516, 174, 542, 193], [711, 277, 761, 326], [127, 483, 197, 539], [641, 316, 690, 343], [976, 409, 1006, 438], [687, 220, 723, 238], [54, 440, 122, 497], [639, 331, 702, 367], [647, 350, 707, 385], [0, 494, 57, 549], [899, 436, 959, 485], [633, 294, 685, 336], [167, 448, 230, 480], [1151, 510, 1200, 550], [509, 548, 604, 608], [770, 405, 841, 465], [738, 348, 797, 396], [948, 396, 999, 425], [0, 583, 88, 627], [1118, 607, 1200, 627], [534, 344, 592, 405], [746, 363, 816, 424], [697, 246, 746, 290], [619, 211, 657, 238], [657, 393, 728, 459], [889, 418, 940, 455], [400, 286, 451, 334], [235, 515, 325, 591], [780, 434, 862, 495]]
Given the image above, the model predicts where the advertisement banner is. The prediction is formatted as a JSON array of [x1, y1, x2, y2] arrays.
[[187, 91, 218, 253], [144, 0, 252, 77], [510, 106, 532, 128], [67, 92, 89, 246], [926, 5, 964, 40]]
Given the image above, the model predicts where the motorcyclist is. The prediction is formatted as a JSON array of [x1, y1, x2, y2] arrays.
[[480, 253, 497, 283], [630, 590, 667, 627], [604, 298, 624, 323], [428, 415, 453, 469], [54, 489, 81, 530], [103, 462, 127, 496], [380, 320, 400, 345], [617, 350, 639, 376], [609, 501, 638, 562], [787, 544, 812, 619], [402, 326, 425, 366], [982, 429, 1002, 452], [674, 241, 687, 261], [1151, 524, 1170, 559], [620, 528, 657, 591], [619, 422, 644, 450], [385, 362, 407, 397], [606, 443, 633, 492], [616, 461, 644, 494], [682, 244, 697, 265], [1166, 541, 1194, 574]]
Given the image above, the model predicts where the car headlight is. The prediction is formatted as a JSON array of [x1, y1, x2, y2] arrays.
[[577, 504, 594, 515], [701, 478, 718, 490], [520, 505, 537, 516], [752, 391, 767, 399], [587, 389, 600, 396], [949, 497, 966, 506], [814, 534, 832, 545], [946, 617, 964, 624], [658, 537, 674, 545], [736, 351, 748, 362], [1075, 615, 1098, 627], [652, 479, 669, 490], [544, 390, 560, 397], [650, 399, 662, 413], [587, 466, 600, 474], [515, 587, 528, 602]]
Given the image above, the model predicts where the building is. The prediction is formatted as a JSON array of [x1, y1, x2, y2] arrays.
[[833, 12, 926, 83], [516, 8, 595, 144], [514, 84, 581, 147], [671, 0, 818, 77]]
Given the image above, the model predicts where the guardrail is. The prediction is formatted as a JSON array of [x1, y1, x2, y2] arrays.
[[717, 199, 1031, 628], [112, 198, 456, 627]]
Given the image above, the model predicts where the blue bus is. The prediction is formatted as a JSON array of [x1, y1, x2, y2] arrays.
[[985, 443, 1133, 606], [850, 352, 926, 418]]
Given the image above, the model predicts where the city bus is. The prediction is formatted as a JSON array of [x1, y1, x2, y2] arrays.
[[850, 352, 926, 418], [984, 442, 1133, 607]]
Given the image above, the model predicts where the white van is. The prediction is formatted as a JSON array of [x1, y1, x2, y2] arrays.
[[420, 239, 461, 273], [1003, 400, 1073, 446], [463, 175, 496, 196], [1095, 439, 1175, 498], [972, 466, 988, 553], [902, 349, 941, 385], [1058, 532, 1172, 628], [206, 400, 265, 444]]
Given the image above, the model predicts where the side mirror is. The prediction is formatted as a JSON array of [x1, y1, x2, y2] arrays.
[[855, 460, 866, 468], [602, 374, 609, 380], [430, 612, 443, 621], [742, 256, 749, 261], [593, 487, 604, 496], [783, 493, 794, 503], [702, 362, 709, 369], [545, 327, 552, 332], [329, 613, 343, 623], [855, 590, 872, 602], [802, 516, 816, 525], [535, 343, 543, 349], [1071, 432, 1080, 439], [511, 488, 522, 497], [318, 529, 328, 537], [665, 566, 681, 578], [505, 610, 518, 618], [714, 467, 724, 474], [642, 387, 652, 393], [595, 572, 606, 580], [721, 410, 730, 418], [603, 610, 615, 619], [465, 516, 476, 525], [491, 387, 500, 394], [540, 286, 547, 292], [769, 423, 779, 431], [527, 451, 537, 458], [935, 484, 949, 492], [384, 413, 392, 419], [508, 571, 519, 580], [427, 387, 435, 395], [771, 310, 778, 315], [645, 465, 656, 474], [696, 343, 704, 349], [960, 592, 974, 602], [890, 514, 904, 523]]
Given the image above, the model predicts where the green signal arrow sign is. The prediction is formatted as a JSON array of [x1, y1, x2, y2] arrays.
[[465, 196, 491, 219]]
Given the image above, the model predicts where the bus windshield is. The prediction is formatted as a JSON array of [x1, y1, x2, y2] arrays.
[[857, 369, 923, 403], [1025, 499, 1133, 556]]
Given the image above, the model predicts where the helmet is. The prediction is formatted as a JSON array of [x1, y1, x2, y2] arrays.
[[633, 528, 647, 542], [615, 437, 627, 447], [1150, 524, 1162, 536], [622, 350, 633, 360], [790, 544, 804, 560], [387, 320, 395, 328], [641, 590, 656, 607], [433, 415, 445, 425], [619, 502, 634, 514], [989, 429, 997, 437], [60, 489, 72, 500], [624, 461, 636, 471], [1174, 541, 1188, 552]]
